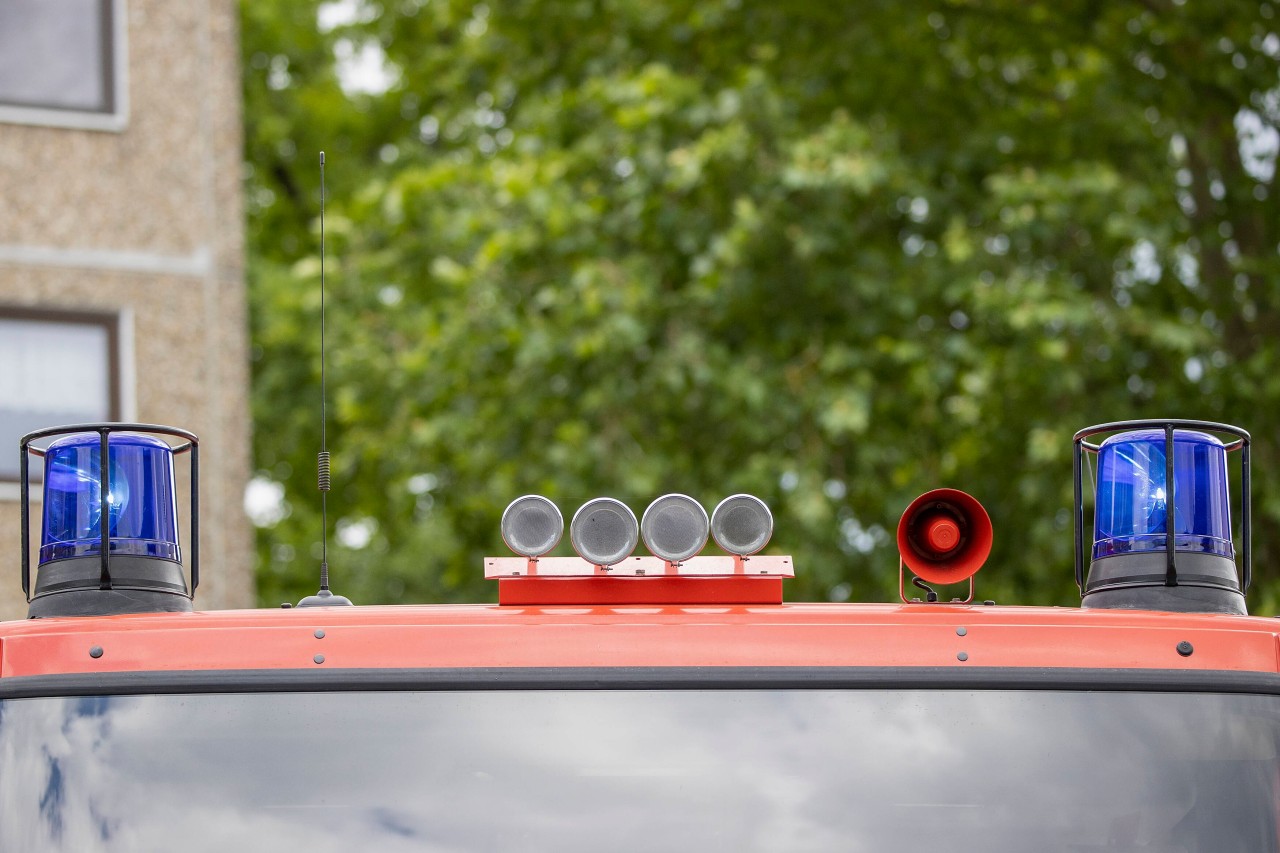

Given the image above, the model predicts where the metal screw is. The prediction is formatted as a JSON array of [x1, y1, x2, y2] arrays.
[[89, 646, 103, 659], [314, 629, 326, 639], [957, 651, 969, 662], [314, 654, 325, 665], [956, 627, 968, 637], [1176, 641, 1194, 657]]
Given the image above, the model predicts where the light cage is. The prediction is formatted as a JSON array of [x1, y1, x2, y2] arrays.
[[20, 423, 199, 609], [1073, 419, 1250, 600]]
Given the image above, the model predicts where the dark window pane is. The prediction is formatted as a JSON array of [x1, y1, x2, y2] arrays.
[[0, 0, 113, 113], [0, 689, 1275, 851]]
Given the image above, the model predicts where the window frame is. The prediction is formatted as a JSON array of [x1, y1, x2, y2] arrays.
[[0, 0, 129, 132], [0, 305, 122, 488]]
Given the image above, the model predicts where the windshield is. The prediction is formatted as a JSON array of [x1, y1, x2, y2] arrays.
[[0, 688, 1274, 852]]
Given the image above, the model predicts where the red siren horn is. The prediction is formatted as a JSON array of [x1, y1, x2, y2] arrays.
[[897, 488, 993, 586]]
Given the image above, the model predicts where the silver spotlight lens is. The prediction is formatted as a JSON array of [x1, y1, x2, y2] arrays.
[[501, 495, 563, 558], [641, 494, 709, 563], [570, 498, 639, 566], [711, 494, 773, 556]]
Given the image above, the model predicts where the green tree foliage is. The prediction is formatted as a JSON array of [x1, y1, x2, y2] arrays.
[[243, 0, 1280, 610]]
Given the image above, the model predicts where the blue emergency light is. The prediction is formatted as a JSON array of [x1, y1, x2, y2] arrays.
[[20, 424, 199, 618], [1074, 420, 1250, 615], [1092, 429, 1232, 560], [40, 432, 180, 565]]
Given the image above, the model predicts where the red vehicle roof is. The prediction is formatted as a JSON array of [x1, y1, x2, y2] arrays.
[[0, 600, 1275, 679]]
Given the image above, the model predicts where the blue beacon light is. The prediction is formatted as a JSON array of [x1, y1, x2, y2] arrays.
[[1093, 429, 1232, 561], [40, 432, 180, 565], [1076, 422, 1249, 614], [22, 425, 197, 618]]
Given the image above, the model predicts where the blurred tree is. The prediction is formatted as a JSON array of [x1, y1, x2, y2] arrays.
[[242, 0, 1280, 610]]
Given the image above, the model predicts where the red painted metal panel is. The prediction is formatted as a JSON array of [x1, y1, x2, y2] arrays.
[[497, 576, 784, 605], [0, 604, 1276, 678]]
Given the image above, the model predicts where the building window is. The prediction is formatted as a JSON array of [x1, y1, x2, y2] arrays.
[[0, 307, 121, 482], [0, 0, 127, 131]]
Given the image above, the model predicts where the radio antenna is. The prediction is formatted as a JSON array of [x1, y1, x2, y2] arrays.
[[298, 151, 353, 608]]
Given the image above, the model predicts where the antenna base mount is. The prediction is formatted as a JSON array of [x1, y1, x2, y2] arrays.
[[297, 588, 354, 608]]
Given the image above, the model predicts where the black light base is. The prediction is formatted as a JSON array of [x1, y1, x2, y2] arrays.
[[28, 555, 192, 618], [1083, 552, 1245, 615]]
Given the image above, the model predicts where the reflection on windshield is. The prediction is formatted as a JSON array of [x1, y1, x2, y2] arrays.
[[0, 689, 1274, 852]]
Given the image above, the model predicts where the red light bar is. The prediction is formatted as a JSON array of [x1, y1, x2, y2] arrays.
[[484, 555, 793, 606], [494, 576, 785, 606], [484, 555, 793, 578]]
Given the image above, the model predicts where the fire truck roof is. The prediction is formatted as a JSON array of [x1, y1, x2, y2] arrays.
[[0, 601, 1275, 681]]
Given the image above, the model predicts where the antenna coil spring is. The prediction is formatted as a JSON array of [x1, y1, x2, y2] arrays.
[[318, 451, 331, 492]]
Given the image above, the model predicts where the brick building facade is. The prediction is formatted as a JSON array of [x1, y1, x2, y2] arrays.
[[0, 0, 253, 617]]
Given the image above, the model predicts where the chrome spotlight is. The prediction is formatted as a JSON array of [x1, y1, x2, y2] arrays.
[[711, 494, 773, 556], [501, 495, 563, 559], [641, 494, 709, 564], [570, 498, 639, 568]]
